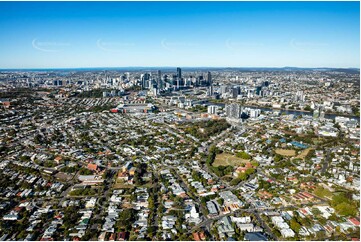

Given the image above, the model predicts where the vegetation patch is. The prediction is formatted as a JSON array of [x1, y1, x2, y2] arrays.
[[213, 153, 248, 167], [313, 185, 333, 199], [177, 119, 230, 141], [295, 148, 312, 160], [330, 192, 359, 217], [69, 188, 97, 196], [275, 149, 296, 156]]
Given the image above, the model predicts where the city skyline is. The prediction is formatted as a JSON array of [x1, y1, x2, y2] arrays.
[[0, 1, 359, 69]]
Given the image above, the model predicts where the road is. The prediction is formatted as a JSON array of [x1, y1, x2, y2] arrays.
[[253, 211, 277, 240]]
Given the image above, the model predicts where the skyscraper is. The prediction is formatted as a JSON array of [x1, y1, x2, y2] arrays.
[[157, 70, 163, 89], [177, 67, 182, 79], [232, 86, 240, 98], [142, 73, 151, 89], [208, 71, 213, 96], [207, 71, 212, 85]]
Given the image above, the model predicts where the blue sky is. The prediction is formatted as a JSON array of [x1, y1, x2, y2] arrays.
[[0, 1, 359, 68]]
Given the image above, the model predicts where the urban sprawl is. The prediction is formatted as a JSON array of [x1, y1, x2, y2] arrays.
[[0, 67, 359, 241]]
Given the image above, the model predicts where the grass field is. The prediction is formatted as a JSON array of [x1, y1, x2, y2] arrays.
[[275, 149, 296, 156], [213, 153, 249, 167], [295, 148, 312, 160], [113, 180, 134, 189]]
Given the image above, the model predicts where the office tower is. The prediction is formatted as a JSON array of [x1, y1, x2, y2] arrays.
[[207, 71, 213, 96], [208, 86, 214, 96], [172, 75, 178, 87], [196, 75, 203, 86], [177, 67, 182, 79], [157, 70, 162, 89], [207, 71, 212, 85], [142, 73, 151, 89], [232, 86, 240, 98], [225, 103, 242, 119]]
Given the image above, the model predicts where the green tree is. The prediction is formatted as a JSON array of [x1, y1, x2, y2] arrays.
[[304, 105, 312, 111], [230, 178, 241, 186], [236, 151, 252, 160], [290, 218, 301, 233]]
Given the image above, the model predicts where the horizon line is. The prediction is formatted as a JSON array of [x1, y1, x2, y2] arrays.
[[0, 66, 359, 71]]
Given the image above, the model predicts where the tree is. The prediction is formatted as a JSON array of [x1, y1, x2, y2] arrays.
[[245, 168, 255, 176], [330, 192, 358, 216], [274, 154, 283, 162], [236, 151, 252, 160], [230, 178, 241, 186], [304, 105, 312, 111], [238, 172, 248, 181], [116, 209, 136, 230], [290, 218, 301, 233], [335, 202, 357, 216]]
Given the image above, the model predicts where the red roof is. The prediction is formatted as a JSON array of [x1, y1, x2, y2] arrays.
[[87, 163, 98, 171], [349, 218, 360, 226], [199, 232, 206, 240], [193, 232, 201, 241], [54, 156, 62, 162]]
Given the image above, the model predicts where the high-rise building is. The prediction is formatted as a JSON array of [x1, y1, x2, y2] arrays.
[[141, 73, 151, 89], [220, 85, 229, 94], [232, 86, 240, 98], [207, 71, 213, 96], [177, 67, 182, 79], [256, 86, 262, 95], [207, 71, 212, 85], [249, 109, 261, 118], [207, 105, 218, 114], [208, 86, 214, 96], [296, 91, 305, 102], [157, 70, 163, 89], [225, 103, 242, 119]]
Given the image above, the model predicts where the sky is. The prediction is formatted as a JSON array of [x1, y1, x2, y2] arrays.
[[0, 1, 359, 69]]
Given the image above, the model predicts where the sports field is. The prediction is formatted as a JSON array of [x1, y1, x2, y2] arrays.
[[275, 149, 296, 156], [213, 153, 249, 167]]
